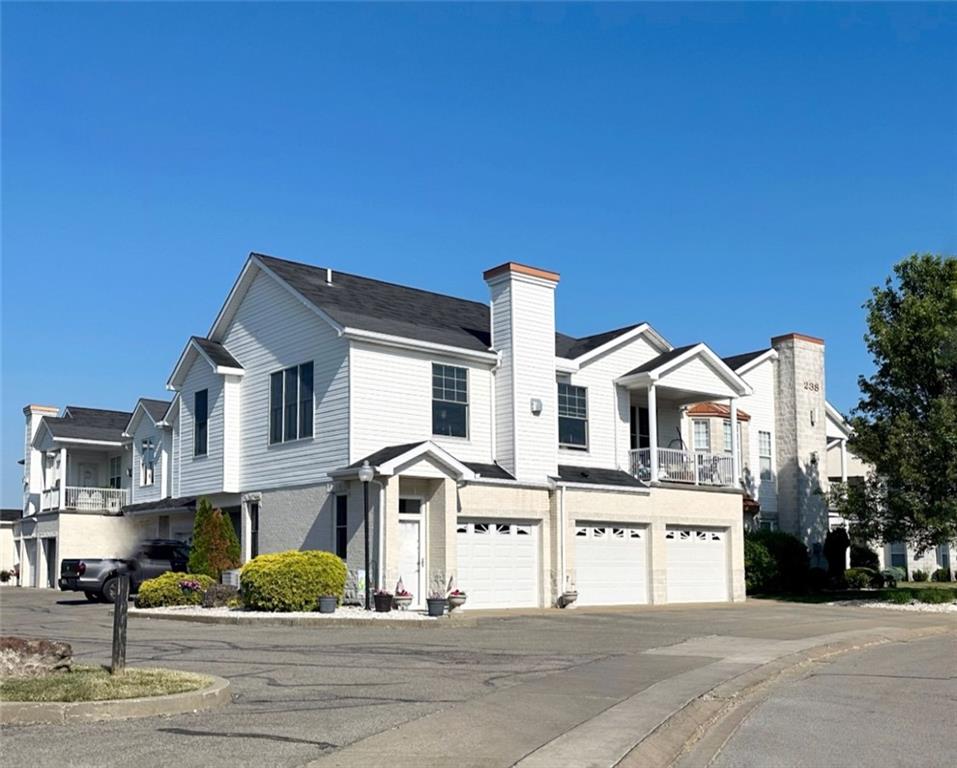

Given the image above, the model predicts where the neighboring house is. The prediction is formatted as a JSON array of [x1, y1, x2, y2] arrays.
[[15, 404, 152, 588], [0, 509, 19, 573], [823, 410, 955, 577]]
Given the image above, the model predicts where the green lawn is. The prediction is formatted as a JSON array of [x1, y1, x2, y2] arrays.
[[0, 665, 211, 702], [751, 583, 957, 605], [894, 580, 956, 590]]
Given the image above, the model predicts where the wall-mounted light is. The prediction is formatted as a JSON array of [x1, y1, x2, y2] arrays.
[[530, 398, 543, 416], [810, 408, 817, 426]]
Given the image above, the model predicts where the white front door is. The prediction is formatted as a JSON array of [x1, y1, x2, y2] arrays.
[[665, 527, 730, 603], [397, 519, 423, 607], [456, 520, 540, 609], [575, 524, 649, 606], [78, 463, 98, 487]]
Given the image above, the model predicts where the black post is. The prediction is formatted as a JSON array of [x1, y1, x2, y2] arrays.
[[111, 573, 130, 675], [363, 479, 371, 610]]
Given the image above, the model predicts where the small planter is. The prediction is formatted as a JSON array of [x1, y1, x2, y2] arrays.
[[447, 593, 467, 612], [393, 594, 413, 611], [559, 590, 578, 609], [317, 596, 337, 614], [373, 593, 393, 613], [426, 597, 447, 617]]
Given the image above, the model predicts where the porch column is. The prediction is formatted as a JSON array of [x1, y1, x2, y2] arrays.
[[729, 398, 740, 485], [58, 447, 68, 511], [647, 382, 659, 483], [840, 440, 848, 484]]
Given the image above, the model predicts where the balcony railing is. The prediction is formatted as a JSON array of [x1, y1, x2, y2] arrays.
[[61, 486, 128, 512], [630, 448, 737, 488]]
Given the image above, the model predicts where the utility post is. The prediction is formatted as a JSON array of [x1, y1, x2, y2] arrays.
[[111, 572, 130, 675]]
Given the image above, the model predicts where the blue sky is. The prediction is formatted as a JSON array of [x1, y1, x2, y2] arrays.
[[2, 3, 955, 506]]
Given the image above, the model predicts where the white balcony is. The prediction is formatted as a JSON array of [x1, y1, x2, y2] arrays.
[[41, 486, 128, 512], [630, 447, 736, 488]]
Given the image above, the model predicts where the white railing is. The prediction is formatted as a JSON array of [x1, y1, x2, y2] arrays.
[[41, 488, 60, 511], [630, 448, 737, 488], [64, 486, 128, 512]]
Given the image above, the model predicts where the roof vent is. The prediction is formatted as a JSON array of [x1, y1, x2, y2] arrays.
[[325, 268, 333, 285]]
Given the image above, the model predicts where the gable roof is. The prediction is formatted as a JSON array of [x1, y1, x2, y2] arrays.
[[141, 398, 172, 423], [623, 344, 698, 375], [39, 406, 132, 445], [722, 348, 775, 373], [555, 325, 645, 359], [686, 402, 751, 421], [340, 441, 476, 480], [619, 343, 752, 397], [167, 336, 244, 390], [191, 337, 242, 369]]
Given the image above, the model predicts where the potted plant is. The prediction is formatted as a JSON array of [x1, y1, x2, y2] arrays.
[[392, 578, 412, 611], [426, 573, 448, 617], [318, 595, 337, 614], [373, 588, 393, 613], [447, 589, 467, 612]]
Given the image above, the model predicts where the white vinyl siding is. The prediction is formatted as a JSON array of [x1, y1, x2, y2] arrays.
[[178, 359, 224, 496], [740, 359, 777, 512], [349, 341, 493, 464], [220, 269, 349, 489], [657, 357, 739, 400], [129, 414, 167, 505], [490, 280, 514, 471], [558, 332, 663, 469]]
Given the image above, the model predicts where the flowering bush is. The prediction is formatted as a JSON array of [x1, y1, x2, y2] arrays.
[[134, 572, 215, 608], [179, 579, 204, 592]]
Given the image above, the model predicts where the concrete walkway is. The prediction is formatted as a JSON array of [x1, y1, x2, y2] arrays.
[[2, 589, 954, 768]]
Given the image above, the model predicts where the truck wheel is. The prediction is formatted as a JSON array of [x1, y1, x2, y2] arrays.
[[100, 578, 118, 603], [84, 591, 100, 602]]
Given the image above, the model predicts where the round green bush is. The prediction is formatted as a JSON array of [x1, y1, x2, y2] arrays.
[[881, 566, 905, 587], [931, 567, 952, 582], [914, 588, 957, 605], [844, 567, 880, 590], [744, 537, 777, 593], [912, 569, 929, 582], [134, 572, 215, 608], [849, 544, 880, 571], [240, 550, 347, 612], [747, 530, 810, 593], [885, 589, 913, 605]]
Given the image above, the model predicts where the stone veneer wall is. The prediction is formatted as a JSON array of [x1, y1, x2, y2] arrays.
[[772, 335, 830, 562]]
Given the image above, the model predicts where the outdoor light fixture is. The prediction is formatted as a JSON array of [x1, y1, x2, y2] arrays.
[[357, 460, 375, 610]]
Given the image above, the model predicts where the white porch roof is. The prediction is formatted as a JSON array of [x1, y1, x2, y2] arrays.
[[616, 343, 752, 401]]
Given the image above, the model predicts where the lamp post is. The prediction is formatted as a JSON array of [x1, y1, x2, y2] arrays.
[[357, 460, 374, 611]]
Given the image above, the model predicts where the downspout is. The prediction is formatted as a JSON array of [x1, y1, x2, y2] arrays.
[[377, 482, 386, 590], [559, 483, 566, 596]]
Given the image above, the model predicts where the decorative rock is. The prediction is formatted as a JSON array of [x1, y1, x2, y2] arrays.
[[0, 636, 73, 678]]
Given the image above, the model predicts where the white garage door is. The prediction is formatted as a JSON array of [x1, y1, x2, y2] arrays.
[[456, 520, 539, 609], [665, 527, 729, 603], [575, 524, 649, 606]]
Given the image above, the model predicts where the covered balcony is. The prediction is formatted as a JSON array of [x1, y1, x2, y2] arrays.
[[617, 343, 752, 490]]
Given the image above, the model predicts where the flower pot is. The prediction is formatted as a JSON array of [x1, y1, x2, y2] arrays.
[[426, 597, 447, 617], [393, 594, 413, 611], [447, 594, 467, 612], [373, 593, 393, 613], [318, 596, 337, 614], [560, 591, 578, 609]]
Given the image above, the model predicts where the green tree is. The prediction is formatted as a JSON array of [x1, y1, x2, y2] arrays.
[[838, 254, 957, 552], [188, 498, 241, 580]]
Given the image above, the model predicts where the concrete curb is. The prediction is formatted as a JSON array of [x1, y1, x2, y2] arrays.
[[0, 674, 231, 726], [128, 608, 478, 629], [617, 624, 955, 768]]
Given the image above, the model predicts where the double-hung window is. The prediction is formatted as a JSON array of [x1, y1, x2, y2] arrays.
[[194, 389, 208, 456], [432, 363, 468, 438], [141, 440, 155, 486], [109, 456, 122, 489], [558, 383, 588, 449], [269, 362, 314, 443], [693, 420, 710, 452], [758, 431, 773, 481]]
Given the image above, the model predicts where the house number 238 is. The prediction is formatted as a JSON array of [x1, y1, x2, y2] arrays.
[[803, 381, 820, 392]]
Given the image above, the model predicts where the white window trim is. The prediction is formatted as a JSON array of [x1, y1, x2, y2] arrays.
[[431, 362, 470, 440], [558, 382, 589, 451], [693, 420, 710, 452]]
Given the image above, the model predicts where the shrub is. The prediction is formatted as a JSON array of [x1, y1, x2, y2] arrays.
[[744, 537, 777, 593], [135, 572, 216, 608], [808, 567, 829, 592], [747, 530, 810, 592], [202, 583, 239, 608], [881, 566, 905, 587], [844, 567, 879, 590], [912, 569, 929, 582], [849, 544, 880, 571], [914, 588, 957, 605], [823, 528, 850, 579], [0, 570, 9, 583], [885, 589, 914, 605], [240, 550, 347, 612], [188, 499, 241, 580], [931, 567, 952, 583]]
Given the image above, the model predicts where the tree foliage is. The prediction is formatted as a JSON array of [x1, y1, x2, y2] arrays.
[[188, 497, 241, 580], [840, 254, 957, 552]]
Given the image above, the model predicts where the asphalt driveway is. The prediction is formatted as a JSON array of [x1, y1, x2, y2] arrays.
[[1, 588, 953, 768]]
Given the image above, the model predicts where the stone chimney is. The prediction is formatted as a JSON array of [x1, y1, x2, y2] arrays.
[[484, 262, 560, 483], [771, 334, 829, 562], [23, 405, 58, 516]]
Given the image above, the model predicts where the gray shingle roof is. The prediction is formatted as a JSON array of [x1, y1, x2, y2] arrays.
[[462, 462, 515, 480], [192, 337, 242, 369], [140, 398, 172, 423], [622, 344, 698, 377], [556, 465, 644, 487], [0, 508, 21, 523], [44, 407, 133, 443], [123, 496, 198, 514], [348, 442, 428, 468], [255, 254, 645, 359], [722, 348, 771, 371]]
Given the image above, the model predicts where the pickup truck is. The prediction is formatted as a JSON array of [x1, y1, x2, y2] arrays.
[[59, 539, 190, 602]]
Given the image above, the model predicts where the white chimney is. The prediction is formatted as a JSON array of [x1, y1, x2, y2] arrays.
[[484, 262, 560, 483], [23, 404, 58, 516]]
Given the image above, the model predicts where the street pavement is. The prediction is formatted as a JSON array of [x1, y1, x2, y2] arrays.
[[1, 588, 953, 768], [709, 633, 957, 768]]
